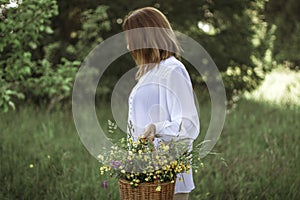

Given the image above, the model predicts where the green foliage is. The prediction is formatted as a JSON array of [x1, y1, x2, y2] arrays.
[[74, 6, 111, 59], [100, 0, 272, 102], [63, 5, 113, 101], [221, 62, 264, 103], [23, 58, 80, 109], [2, 0, 293, 111], [0, 0, 59, 111], [184, 0, 270, 101], [0, 88, 25, 112], [265, 0, 300, 68], [0, 1, 111, 112], [52, 5, 111, 62]]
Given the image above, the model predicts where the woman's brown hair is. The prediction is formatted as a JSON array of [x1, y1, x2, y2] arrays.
[[123, 7, 180, 79]]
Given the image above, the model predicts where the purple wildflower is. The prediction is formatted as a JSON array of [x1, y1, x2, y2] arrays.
[[103, 180, 107, 189], [111, 160, 122, 169]]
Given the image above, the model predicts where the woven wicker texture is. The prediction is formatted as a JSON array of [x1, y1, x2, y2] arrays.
[[118, 179, 175, 200]]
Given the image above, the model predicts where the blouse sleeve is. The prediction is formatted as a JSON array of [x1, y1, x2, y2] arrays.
[[152, 65, 200, 142]]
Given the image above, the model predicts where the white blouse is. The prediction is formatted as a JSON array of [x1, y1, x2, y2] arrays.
[[128, 56, 200, 193]]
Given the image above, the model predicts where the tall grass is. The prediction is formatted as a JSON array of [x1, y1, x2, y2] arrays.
[[0, 98, 299, 199], [192, 100, 300, 200], [0, 105, 118, 200]]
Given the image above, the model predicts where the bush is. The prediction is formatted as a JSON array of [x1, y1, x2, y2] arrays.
[[0, 1, 110, 112], [0, 0, 58, 111]]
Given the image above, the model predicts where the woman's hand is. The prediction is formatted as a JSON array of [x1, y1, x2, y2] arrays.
[[141, 124, 156, 143]]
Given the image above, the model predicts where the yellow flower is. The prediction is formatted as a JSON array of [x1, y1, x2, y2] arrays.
[[171, 160, 178, 167], [155, 185, 161, 192], [164, 145, 170, 151], [121, 170, 126, 174], [29, 164, 34, 168]]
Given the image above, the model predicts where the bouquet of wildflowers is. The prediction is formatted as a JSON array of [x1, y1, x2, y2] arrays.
[[98, 120, 203, 191]]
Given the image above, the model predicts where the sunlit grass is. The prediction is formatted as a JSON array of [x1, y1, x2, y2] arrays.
[[245, 67, 300, 106]]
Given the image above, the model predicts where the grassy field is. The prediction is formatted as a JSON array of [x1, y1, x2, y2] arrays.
[[1, 68, 300, 199], [1, 97, 299, 200]]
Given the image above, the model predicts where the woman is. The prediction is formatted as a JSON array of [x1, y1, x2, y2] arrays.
[[123, 7, 200, 200]]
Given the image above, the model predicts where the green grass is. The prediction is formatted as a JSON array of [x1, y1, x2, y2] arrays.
[[0, 98, 299, 199], [192, 100, 300, 200]]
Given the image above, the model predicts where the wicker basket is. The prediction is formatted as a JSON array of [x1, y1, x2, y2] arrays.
[[118, 179, 175, 200]]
